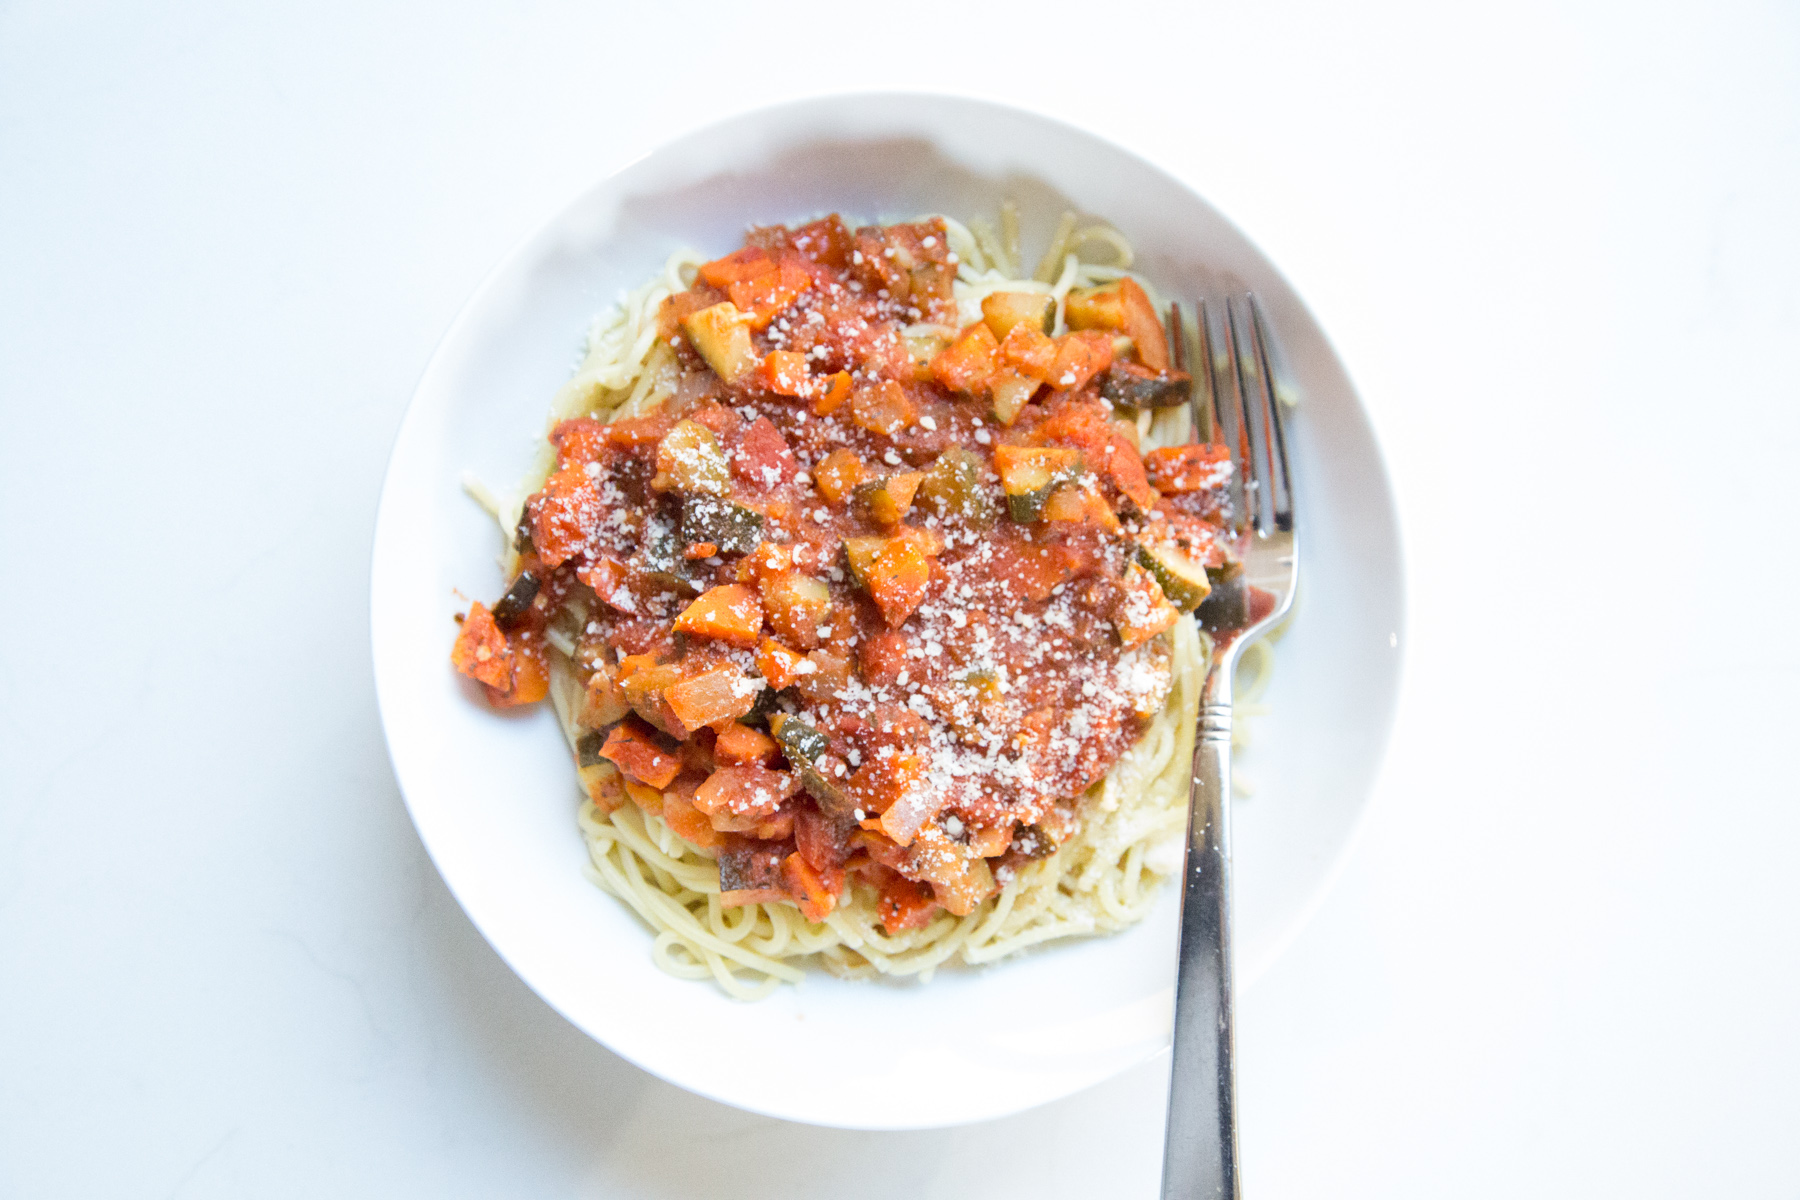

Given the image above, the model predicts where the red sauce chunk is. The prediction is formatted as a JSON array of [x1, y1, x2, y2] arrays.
[[452, 215, 1241, 928]]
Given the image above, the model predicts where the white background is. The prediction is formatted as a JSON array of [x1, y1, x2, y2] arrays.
[[3, 1, 1796, 1196]]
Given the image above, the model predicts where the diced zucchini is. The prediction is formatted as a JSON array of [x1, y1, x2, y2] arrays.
[[981, 291, 1056, 340], [680, 495, 764, 554], [989, 371, 1040, 427], [636, 527, 701, 595], [1065, 282, 1125, 330], [840, 536, 885, 590], [769, 712, 829, 763], [651, 419, 731, 496], [491, 570, 540, 628], [1112, 561, 1181, 648], [1098, 363, 1191, 408], [914, 446, 999, 527], [680, 301, 760, 384], [993, 445, 1085, 523], [1135, 542, 1213, 613], [798, 761, 854, 818], [575, 730, 609, 768], [853, 472, 924, 527]]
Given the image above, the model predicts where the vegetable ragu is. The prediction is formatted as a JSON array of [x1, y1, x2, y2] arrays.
[[454, 214, 1239, 936]]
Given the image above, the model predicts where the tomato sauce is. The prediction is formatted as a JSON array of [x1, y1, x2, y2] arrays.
[[455, 215, 1237, 925]]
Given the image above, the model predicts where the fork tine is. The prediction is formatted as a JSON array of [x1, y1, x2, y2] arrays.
[[1246, 295, 1293, 531], [1220, 298, 1260, 532]]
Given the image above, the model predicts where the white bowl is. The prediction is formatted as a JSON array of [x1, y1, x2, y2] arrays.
[[370, 93, 1404, 1130]]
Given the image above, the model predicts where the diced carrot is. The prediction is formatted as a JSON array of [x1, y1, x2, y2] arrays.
[[451, 602, 512, 691], [1103, 433, 1160, 513], [623, 779, 663, 814], [673, 584, 763, 648], [755, 637, 808, 690], [697, 246, 775, 289], [811, 447, 867, 503], [783, 852, 837, 922], [492, 642, 549, 708], [693, 764, 798, 821], [1001, 323, 1058, 382], [1048, 330, 1114, 392], [605, 413, 673, 448], [848, 380, 916, 436], [1117, 278, 1168, 371], [754, 811, 797, 841], [728, 262, 812, 329], [598, 719, 682, 789], [813, 370, 852, 415], [664, 662, 760, 729], [524, 463, 600, 567], [759, 349, 810, 396], [1144, 443, 1232, 493], [877, 874, 939, 932], [864, 536, 932, 628], [659, 787, 721, 849], [715, 722, 780, 767], [929, 322, 1000, 395]]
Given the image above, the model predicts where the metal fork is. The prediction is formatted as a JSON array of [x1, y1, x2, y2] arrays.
[[1159, 295, 1299, 1200]]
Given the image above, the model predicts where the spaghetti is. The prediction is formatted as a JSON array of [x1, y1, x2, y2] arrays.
[[455, 210, 1246, 999]]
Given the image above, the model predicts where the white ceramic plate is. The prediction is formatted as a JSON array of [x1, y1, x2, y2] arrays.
[[370, 93, 1404, 1130]]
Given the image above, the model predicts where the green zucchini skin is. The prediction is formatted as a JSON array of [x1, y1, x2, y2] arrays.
[[1134, 543, 1212, 613], [492, 570, 540, 627], [575, 730, 608, 768], [916, 446, 999, 528], [680, 495, 765, 554], [1099, 364, 1191, 409], [770, 713, 829, 762]]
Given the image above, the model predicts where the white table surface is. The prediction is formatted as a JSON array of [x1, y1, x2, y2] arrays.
[[4, 2, 1797, 1196]]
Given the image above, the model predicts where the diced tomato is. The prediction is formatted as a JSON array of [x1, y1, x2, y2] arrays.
[[605, 413, 673, 448], [693, 764, 799, 821], [524, 463, 600, 567], [930, 322, 1000, 395], [856, 628, 908, 686], [1144, 443, 1232, 493], [794, 807, 856, 872], [1117, 278, 1168, 371], [664, 662, 760, 729], [673, 584, 764, 648], [877, 874, 939, 932], [550, 418, 609, 469], [1001, 323, 1058, 382], [598, 719, 682, 789]]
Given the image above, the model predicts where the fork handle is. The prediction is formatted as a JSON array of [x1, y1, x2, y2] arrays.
[[1161, 687, 1240, 1200]]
